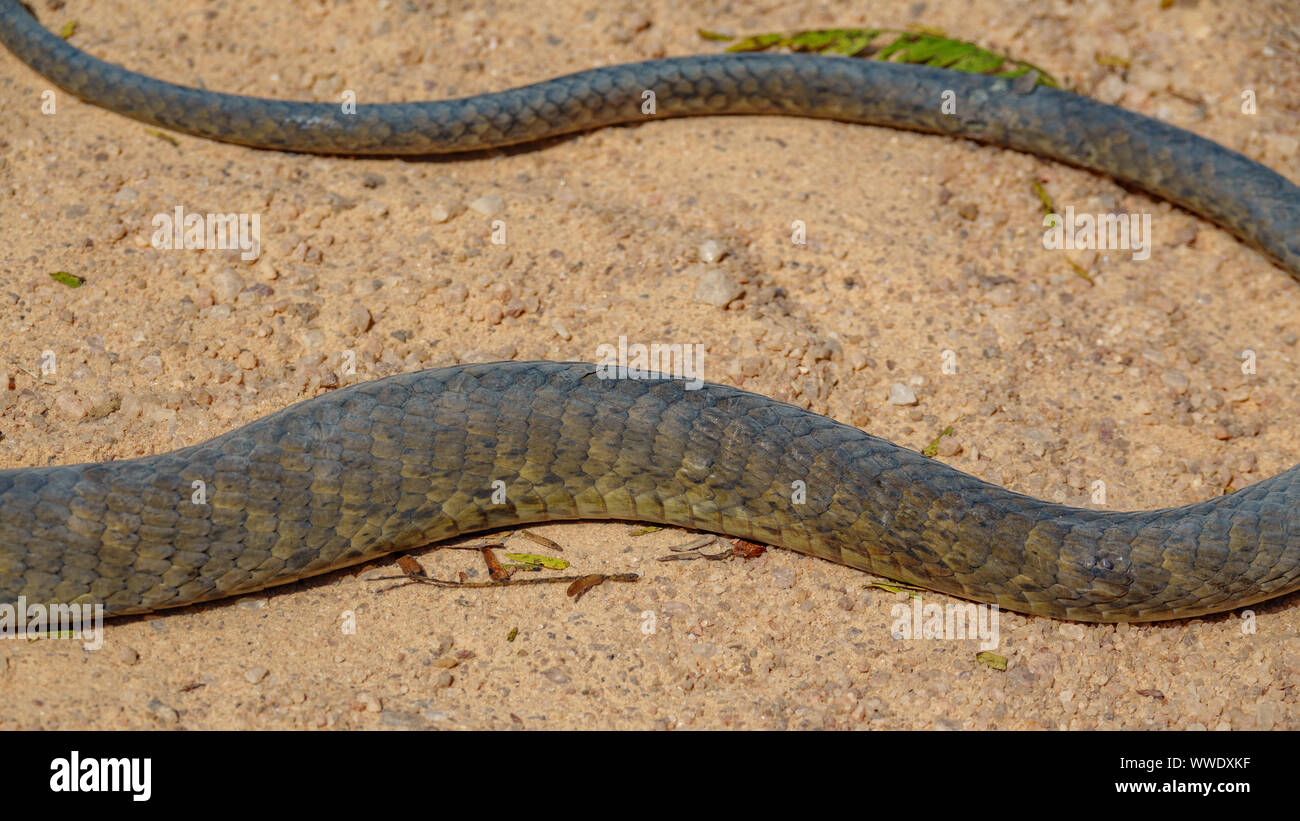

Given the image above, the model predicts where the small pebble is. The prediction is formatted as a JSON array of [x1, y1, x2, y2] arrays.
[[345, 303, 373, 334], [1162, 369, 1190, 394], [469, 194, 505, 215], [212, 270, 244, 303], [698, 239, 728, 263], [662, 601, 692, 618], [431, 201, 463, 223], [541, 667, 571, 685], [936, 437, 963, 457], [139, 355, 164, 376], [54, 393, 88, 420], [693, 267, 743, 308], [381, 711, 426, 729], [888, 383, 918, 405], [147, 699, 179, 724]]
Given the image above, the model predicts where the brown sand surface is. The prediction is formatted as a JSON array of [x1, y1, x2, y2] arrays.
[[1, 0, 1297, 730]]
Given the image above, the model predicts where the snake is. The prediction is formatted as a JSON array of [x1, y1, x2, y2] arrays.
[[2, 1, 1299, 623]]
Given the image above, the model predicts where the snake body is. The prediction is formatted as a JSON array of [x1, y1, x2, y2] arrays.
[[2, 1, 1299, 621]]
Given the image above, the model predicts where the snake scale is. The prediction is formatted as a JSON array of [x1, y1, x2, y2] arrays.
[[2, 1, 1299, 622]]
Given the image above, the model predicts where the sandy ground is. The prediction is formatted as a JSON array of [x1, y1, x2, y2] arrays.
[[0, 0, 1297, 730]]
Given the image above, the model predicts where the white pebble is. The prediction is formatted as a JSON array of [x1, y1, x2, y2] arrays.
[[698, 239, 728, 263], [211, 270, 244, 303], [431, 201, 463, 223], [888, 383, 918, 405], [693, 266, 743, 308], [469, 194, 505, 215]]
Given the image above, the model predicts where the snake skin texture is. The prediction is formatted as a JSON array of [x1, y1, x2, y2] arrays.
[[1, 1, 1299, 620]]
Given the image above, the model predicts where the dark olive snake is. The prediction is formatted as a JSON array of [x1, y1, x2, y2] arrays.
[[2, 0, 1299, 622]]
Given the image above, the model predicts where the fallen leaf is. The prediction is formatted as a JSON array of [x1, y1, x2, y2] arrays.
[[504, 552, 569, 570], [395, 556, 425, 577], [566, 574, 608, 601], [730, 538, 767, 559], [49, 271, 84, 287], [480, 547, 510, 581]]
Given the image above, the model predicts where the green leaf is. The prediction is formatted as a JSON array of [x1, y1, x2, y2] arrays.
[[726, 32, 786, 52], [877, 33, 956, 63], [716, 27, 1061, 89], [144, 128, 181, 147], [922, 425, 955, 458], [49, 271, 84, 287], [503, 552, 570, 570], [827, 31, 880, 56], [1066, 257, 1094, 285], [951, 49, 1006, 75], [786, 29, 862, 52], [502, 563, 544, 572], [1031, 179, 1056, 216], [977, 651, 1008, 671], [59, 21, 77, 40], [696, 29, 734, 42], [868, 580, 925, 597]]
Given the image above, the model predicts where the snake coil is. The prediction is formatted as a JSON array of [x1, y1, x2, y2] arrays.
[[1, 0, 1298, 620]]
